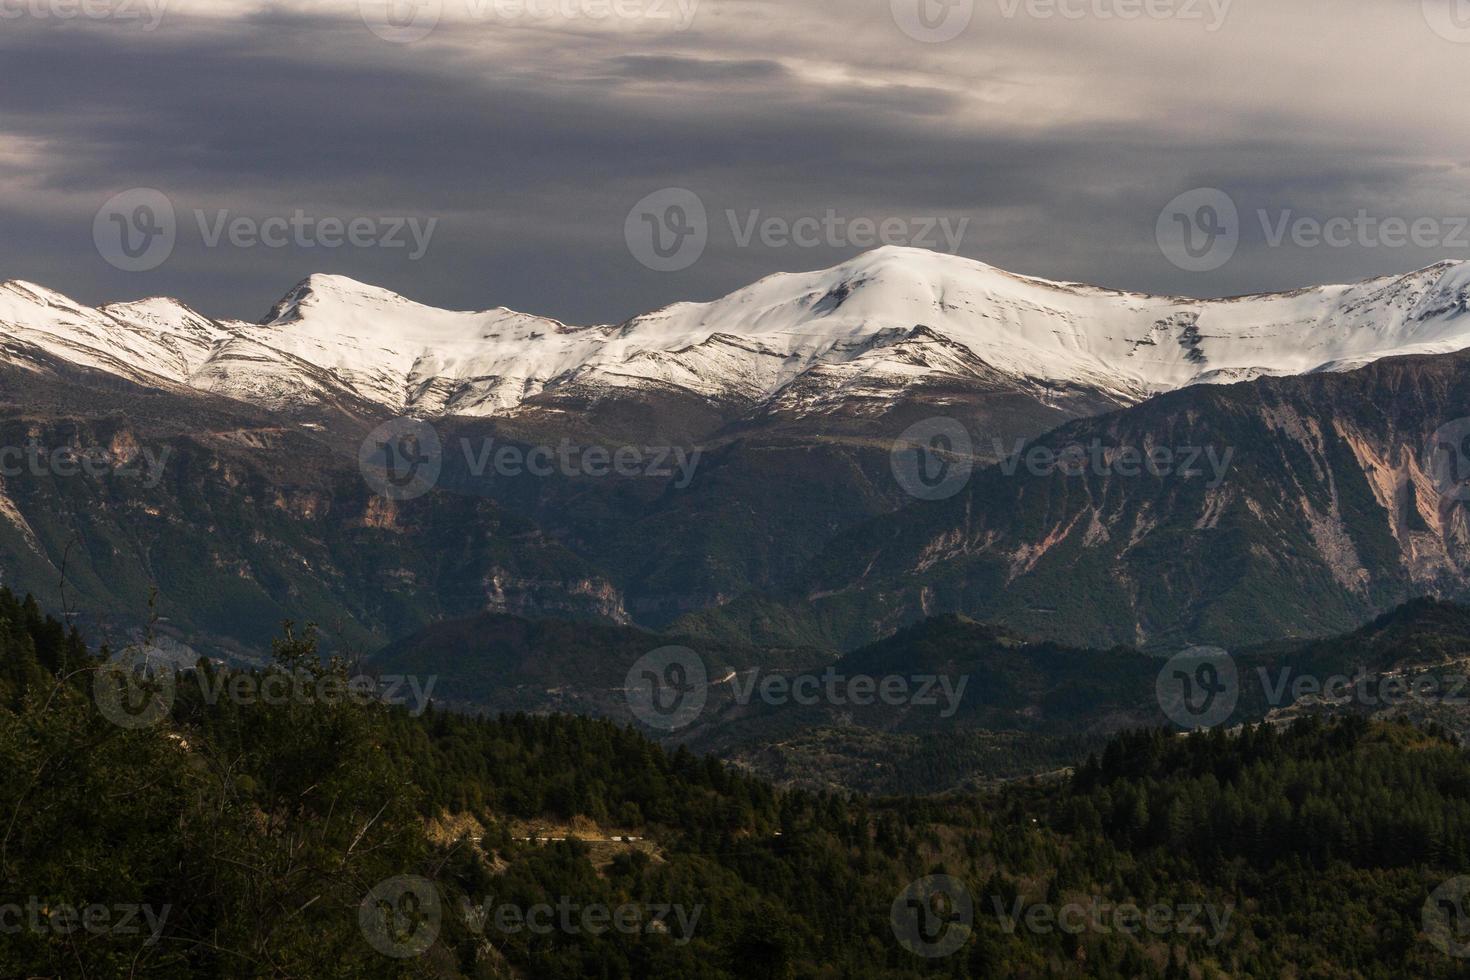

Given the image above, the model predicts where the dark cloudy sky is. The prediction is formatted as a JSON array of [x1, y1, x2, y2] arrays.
[[3, 0, 1470, 324]]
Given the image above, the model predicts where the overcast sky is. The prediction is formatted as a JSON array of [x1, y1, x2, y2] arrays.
[[3, 0, 1470, 324]]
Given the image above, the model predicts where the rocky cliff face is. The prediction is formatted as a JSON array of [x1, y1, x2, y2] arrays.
[[0, 366, 630, 660], [681, 351, 1470, 651]]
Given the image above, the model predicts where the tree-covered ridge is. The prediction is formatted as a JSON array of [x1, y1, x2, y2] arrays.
[[372, 600, 1470, 796], [5, 589, 1470, 977]]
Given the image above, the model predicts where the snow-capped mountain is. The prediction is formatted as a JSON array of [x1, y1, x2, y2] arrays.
[[4, 247, 1470, 419]]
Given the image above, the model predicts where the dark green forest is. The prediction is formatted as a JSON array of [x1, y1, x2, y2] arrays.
[[4, 587, 1470, 977]]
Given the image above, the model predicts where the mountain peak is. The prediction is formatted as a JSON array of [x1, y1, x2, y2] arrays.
[[261, 273, 425, 326], [819, 246, 1009, 290], [0, 279, 84, 308], [100, 297, 226, 343]]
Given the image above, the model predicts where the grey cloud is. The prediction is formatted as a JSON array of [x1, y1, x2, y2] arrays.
[[0, 2, 1466, 327], [603, 55, 789, 82]]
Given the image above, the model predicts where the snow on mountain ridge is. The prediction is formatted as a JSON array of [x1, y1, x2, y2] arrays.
[[0, 279, 234, 388], [3, 249, 1470, 418], [250, 273, 612, 412]]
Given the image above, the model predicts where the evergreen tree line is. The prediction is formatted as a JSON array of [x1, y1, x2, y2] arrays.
[[3, 587, 1470, 977]]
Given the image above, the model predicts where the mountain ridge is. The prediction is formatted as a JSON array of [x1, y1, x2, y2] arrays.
[[5, 249, 1470, 423]]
